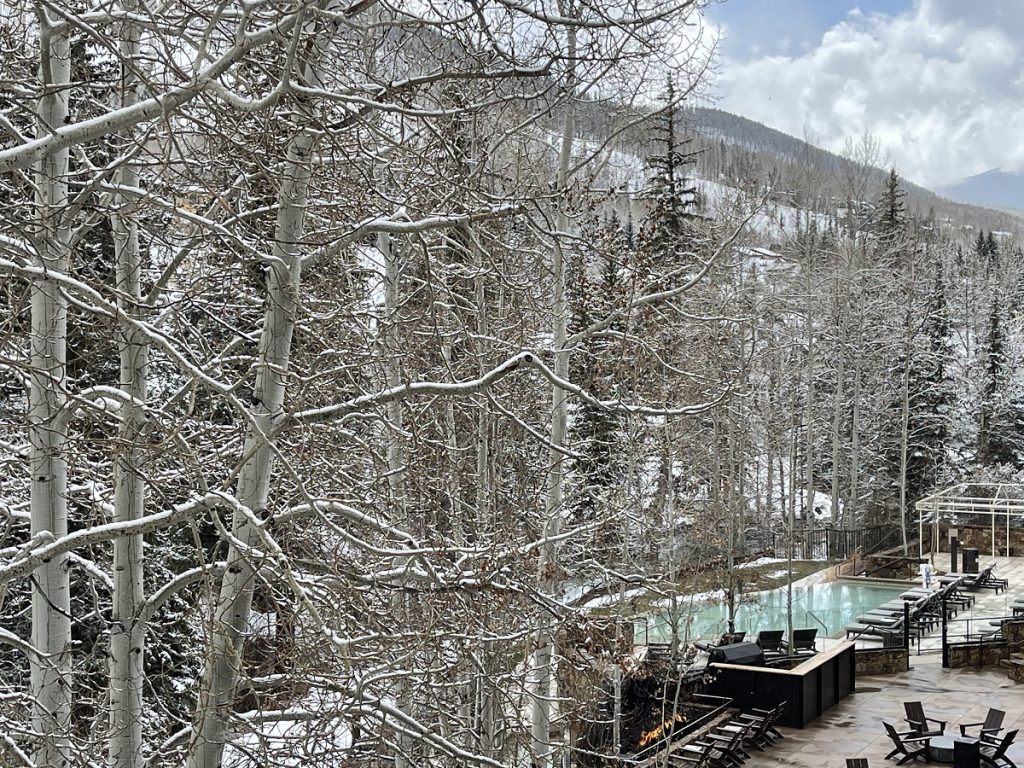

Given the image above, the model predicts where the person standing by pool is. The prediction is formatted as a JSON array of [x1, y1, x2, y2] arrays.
[[919, 562, 933, 589]]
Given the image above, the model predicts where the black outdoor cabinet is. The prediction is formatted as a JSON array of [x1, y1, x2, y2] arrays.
[[708, 642, 856, 728], [962, 548, 979, 574], [953, 737, 980, 768]]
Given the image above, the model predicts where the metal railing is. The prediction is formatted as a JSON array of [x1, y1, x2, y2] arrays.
[[939, 600, 1023, 667], [769, 523, 901, 560]]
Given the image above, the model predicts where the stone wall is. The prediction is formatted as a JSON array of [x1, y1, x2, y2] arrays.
[[946, 642, 1008, 668], [923, 524, 1023, 557], [855, 647, 909, 676], [945, 621, 1024, 669]]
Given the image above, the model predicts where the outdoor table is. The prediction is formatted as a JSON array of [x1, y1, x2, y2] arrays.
[[928, 735, 980, 766]]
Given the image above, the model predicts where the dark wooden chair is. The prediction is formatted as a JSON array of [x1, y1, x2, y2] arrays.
[[960, 708, 1006, 741], [979, 728, 1018, 768], [846, 759, 869, 768], [737, 702, 786, 749], [882, 721, 931, 765], [675, 739, 717, 767], [701, 724, 749, 768], [903, 700, 946, 737]]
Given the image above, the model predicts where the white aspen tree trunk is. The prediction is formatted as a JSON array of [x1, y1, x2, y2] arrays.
[[474, 230, 492, 532], [662, 422, 680, 654], [804, 235, 815, 525], [786, 406, 797, 649], [832, 254, 852, 528], [531, 21, 576, 768], [831, 338, 845, 527], [765, 422, 774, 531], [187, 119, 314, 768], [470, 226, 499, 757], [30, 17, 72, 768], [898, 311, 912, 555], [380, 230, 413, 768], [109, 7, 147, 767], [849, 335, 862, 527]]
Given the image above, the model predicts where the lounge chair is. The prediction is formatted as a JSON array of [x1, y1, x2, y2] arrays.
[[882, 721, 930, 765], [960, 708, 1005, 741], [781, 628, 817, 654], [978, 567, 1008, 593], [847, 760, 869, 768], [979, 728, 1018, 768], [846, 622, 905, 641], [903, 701, 945, 738], [756, 629, 785, 656], [856, 614, 920, 636]]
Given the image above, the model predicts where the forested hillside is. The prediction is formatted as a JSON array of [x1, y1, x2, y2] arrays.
[[0, 3, 1021, 768]]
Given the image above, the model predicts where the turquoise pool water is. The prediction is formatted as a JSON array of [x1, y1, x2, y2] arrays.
[[637, 581, 907, 644]]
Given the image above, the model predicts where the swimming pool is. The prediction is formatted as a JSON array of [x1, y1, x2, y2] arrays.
[[637, 581, 907, 644]]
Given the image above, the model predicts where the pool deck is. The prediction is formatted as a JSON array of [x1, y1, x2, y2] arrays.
[[747, 555, 1024, 767], [755, 660, 1024, 767], [842, 554, 1024, 652]]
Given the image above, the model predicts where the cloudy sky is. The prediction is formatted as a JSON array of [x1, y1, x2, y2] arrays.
[[704, 0, 1024, 189]]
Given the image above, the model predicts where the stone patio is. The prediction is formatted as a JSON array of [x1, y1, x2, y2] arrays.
[[747, 555, 1024, 767], [754, 660, 1024, 767]]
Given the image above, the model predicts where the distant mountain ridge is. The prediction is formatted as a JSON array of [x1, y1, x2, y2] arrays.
[[936, 167, 1024, 214], [675, 106, 1024, 232]]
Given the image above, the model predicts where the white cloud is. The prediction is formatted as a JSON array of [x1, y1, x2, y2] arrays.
[[712, 0, 1024, 188]]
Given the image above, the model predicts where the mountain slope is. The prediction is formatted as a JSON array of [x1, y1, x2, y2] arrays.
[[678, 107, 1024, 233], [936, 167, 1024, 214]]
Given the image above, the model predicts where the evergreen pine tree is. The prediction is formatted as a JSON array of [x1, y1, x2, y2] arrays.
[[905, 266, 954, 497], [878, 168, 907, 239], [639, 77, 700, 268], [567, 216, 627, 534], [976, 297, 1024, 466]]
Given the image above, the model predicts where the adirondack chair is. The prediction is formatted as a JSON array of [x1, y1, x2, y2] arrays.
[[703, 719, 752, 763], [882, 722, 930, 765], [737, 701, 786, 748], [903, 701, 945, 738], [674, 739, 717, 768], [979, 728, 1018, 768], [960, 708, 1005, 741]]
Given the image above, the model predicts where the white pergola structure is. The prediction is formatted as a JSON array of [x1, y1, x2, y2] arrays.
[[916, 482, 1024, 558]]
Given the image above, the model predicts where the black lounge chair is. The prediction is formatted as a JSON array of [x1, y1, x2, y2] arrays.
[[847, 760, 869, 768], [904, 701, 945, 738], [781, 628, 817, 654], [883, 721, 930, 764], [978, 567, 1008, 593], [756, 629, 785, 656], [979, 728, 1018, 768], [960, 708, 1005, 741], [846, 621, 904, 641]]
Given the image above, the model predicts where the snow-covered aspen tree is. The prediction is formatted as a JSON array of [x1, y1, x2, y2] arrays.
[[108, 4, 149, 766], [185, 53, 322, 768], [29, 10, 72, 766]]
